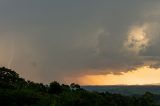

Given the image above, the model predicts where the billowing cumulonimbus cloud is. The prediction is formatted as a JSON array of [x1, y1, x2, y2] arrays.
[[0, 1, 160, 83]]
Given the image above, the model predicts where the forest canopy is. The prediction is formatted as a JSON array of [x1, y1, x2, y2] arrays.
[[0, 67, 159, 106]]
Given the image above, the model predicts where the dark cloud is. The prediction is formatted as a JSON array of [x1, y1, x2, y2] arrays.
[[0, 1, 160, 83]]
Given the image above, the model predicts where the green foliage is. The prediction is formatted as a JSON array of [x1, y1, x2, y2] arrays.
[[0, 67, 159, 106]]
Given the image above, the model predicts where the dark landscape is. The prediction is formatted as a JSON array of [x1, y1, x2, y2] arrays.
[[83, 85, 160, 95], [0, 67, 160, 106]]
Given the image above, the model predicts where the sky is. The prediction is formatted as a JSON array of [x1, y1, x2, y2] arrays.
[[1, 0, 160, 85]]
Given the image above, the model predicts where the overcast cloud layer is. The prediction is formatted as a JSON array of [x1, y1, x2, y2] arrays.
[[0, 1, 160, 83]]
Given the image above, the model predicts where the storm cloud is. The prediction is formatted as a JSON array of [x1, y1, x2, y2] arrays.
[[0, 0, 160, 83]]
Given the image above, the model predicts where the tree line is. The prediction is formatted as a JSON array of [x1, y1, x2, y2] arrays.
[[0, 67, 159, 106]]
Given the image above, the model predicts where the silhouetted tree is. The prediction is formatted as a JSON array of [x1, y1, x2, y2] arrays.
[[138, 92, 155, 106], [48, 81, 62, 94], [61, 84, 70, 92], [0, 67, 20, 88], [70, 83, 80, 90]]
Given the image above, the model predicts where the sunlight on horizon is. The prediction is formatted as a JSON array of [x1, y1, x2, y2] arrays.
[[78, 66, 160, 85]]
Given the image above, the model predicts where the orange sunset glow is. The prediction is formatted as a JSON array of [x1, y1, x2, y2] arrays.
[[78, 66, 160, 85]]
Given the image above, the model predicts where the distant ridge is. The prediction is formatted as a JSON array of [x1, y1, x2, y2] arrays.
[[82, 85, 160, 95]]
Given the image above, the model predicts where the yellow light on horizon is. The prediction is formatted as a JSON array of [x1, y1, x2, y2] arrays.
[[78, 66, 160, 85]]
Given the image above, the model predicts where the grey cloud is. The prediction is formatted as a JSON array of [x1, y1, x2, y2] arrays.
[[0, 1, 160, 83]]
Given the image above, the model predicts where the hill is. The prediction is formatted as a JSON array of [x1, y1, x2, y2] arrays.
[[0, 67, 159, 106]]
